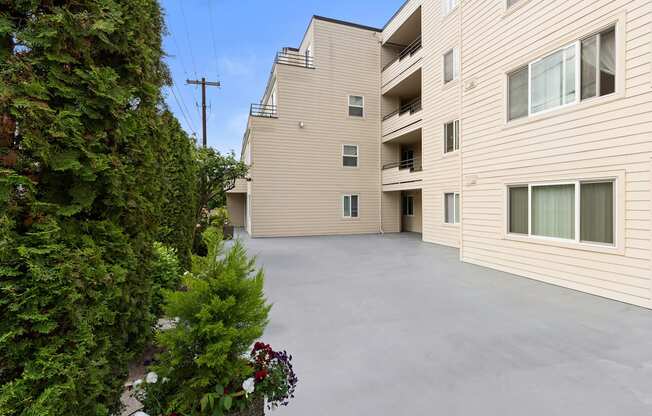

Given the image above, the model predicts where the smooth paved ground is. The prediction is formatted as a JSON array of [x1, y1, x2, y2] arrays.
[[237, 232, 652, 416]]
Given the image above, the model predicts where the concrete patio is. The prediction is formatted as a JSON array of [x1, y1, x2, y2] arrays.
[[241, 232, 652, 416]]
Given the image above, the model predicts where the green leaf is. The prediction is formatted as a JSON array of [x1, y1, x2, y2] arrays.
[[223, 395, 232, 411], [215, 384, 224, 396]]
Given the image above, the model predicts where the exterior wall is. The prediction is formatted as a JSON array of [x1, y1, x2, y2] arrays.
[[460, 0, 652, 308], [382, 191, 401, 233], [402, 190, 422, 233], [226, 193, 246, 227], [420, 0, 462, 248], [248, 18, 382, 237]]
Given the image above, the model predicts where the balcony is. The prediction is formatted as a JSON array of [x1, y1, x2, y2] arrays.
[[382, 36, 423, 89], [250, 103, 277, 118], [276, 50, 315, 69], [382, 97, 423, 141], [382, 157, 423, 191]]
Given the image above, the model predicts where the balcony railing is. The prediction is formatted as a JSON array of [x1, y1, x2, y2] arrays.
[[250, 104, 277, 118], [276, 51, 315, 68], [383, 157, 422, 172], [382, 36, 423, 71], [382, 97, 422, 121]]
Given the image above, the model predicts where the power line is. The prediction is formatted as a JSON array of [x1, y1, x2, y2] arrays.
[[207, 0, 221, 78], [186, 78, 221, 148], [178, 0, 198, 79], [169, 85, 197, 137], [172, 81, 197, 133]]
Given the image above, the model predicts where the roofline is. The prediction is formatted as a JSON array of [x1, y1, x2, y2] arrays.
[[312, 15, 382, 33], [382, 0, 412, 30]]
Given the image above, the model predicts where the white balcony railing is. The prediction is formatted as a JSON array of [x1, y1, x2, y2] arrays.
[[382, 37, 423, 88], [382, 158, 423, 188]]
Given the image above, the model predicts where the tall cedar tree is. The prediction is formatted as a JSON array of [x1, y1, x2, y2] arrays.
[[0, 1, 196, 414]]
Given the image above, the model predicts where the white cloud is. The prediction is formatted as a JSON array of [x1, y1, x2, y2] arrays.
[[218, 54, 258, 77]]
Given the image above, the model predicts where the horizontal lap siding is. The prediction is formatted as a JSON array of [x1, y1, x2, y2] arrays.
[[421, 1, 462, 248], [460, 0, 652, 307], [251, 20, 382, 237]]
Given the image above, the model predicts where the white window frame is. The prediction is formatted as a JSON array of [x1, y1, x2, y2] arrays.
[[443, 192, 460, 224], [442, 0, 458, 16], [343, 194, 360, 219], [342, 144, 359, 168], [443, 48, 460, 84], [443, 120, 460, 154], [526, 42, 581, 117], [506, 179, 617, 247], [348, 95, 364, 118], [507, 24, 618, 122]]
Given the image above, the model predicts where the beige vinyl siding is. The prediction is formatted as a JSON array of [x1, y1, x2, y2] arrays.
[[248, 19, 382, 237], [382, 192, 401, 233], [460, 0, 652, 308], [419, 0, 462, 248], [226, 194, 246, 227]]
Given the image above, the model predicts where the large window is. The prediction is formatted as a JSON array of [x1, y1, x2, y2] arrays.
[[508, 181, 614, 244], [444, 193, 460, 224], [444, 48, 459, 84], [442, 0, 458, 16], [348, 96, 364, 117], [444, 120, 460, 153], [342, 145, 358, 167], [508, 26, 616, 121], [343, 194, 359, 218], [403, 195, 415, 216]]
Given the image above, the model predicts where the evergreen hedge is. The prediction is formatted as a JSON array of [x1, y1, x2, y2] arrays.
[[0, 1, 197, 414]]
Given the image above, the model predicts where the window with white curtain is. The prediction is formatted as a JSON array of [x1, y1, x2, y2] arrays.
[[342, 145, 358, 167], [444, 193, 460, 224], [444, 120, 460, 153], [508, 181, 614, 244], [442, 0, 458, 16], [507, 26, 616, 121], [444, 48, 459, 84], [343, 194, 359, 218]]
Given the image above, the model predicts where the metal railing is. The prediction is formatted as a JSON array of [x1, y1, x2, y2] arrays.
[[250, 103, 277, 118], [382, 35, 423, 71], [382, 97, 422, 121], [383, 157, 422, 171], [276, 51, 315, 68]]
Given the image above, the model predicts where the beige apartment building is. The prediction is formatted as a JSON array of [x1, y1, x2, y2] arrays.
[[227, 0, 652, 308]]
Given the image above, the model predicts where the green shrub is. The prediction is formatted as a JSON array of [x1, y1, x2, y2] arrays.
[[144, 227, 271, 415], [151, 242, 182, 317], [0, 1, 195, 414], [210, 207, 230, 227]]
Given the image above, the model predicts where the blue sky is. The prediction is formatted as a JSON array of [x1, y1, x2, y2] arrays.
[[160, 0, 401, 154]]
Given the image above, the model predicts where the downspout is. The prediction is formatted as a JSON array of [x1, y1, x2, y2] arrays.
[[377, 33, 385, 235], [458, 0, 465, 261]]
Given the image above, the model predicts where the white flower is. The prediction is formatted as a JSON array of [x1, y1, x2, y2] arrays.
[[162, 377, 170, 384], [146, 372, 158, 384], [242, 378, 255, 395], [134, 412, 150, 416], [132, 379, 143, 390]]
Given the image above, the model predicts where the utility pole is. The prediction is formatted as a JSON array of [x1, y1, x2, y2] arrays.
[[186, 78, 221, 148]]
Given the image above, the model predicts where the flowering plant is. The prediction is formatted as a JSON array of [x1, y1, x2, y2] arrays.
[[248, 342, 298, 410]]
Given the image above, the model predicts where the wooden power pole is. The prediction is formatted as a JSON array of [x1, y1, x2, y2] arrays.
[[186, 77, 221, 148]]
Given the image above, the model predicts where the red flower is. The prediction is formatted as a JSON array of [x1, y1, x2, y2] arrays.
[[255, 370, 268, 381]]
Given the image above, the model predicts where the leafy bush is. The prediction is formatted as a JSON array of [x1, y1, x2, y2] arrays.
[[141, 228, 271, 415], [151, 242, 182, 317], [0, 1, 195, 414]]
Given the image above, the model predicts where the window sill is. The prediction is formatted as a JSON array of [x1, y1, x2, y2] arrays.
[[502, 0, 534, 18], [503, 91, 624, 131], [504, 234, 624, 255], [442, 78, 459, 92], [443, 150, 460, 158], [443, 222, 460, 227]]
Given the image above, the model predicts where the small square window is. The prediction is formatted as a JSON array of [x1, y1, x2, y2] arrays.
[[343, 145, 358, 167], [349, 96, 364, 117]]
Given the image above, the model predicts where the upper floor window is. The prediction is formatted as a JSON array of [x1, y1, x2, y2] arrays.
[[444, 120, 460, 153], [342, 145, 358, 167], [442, 0, 458, 16], [508, 26, 616, 121], [444, 48, 460, 84], [508, 181, 614, 245], [444, 193, 460, 224], [348, 96, 364, 117], [343, 194, 359, 218]]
